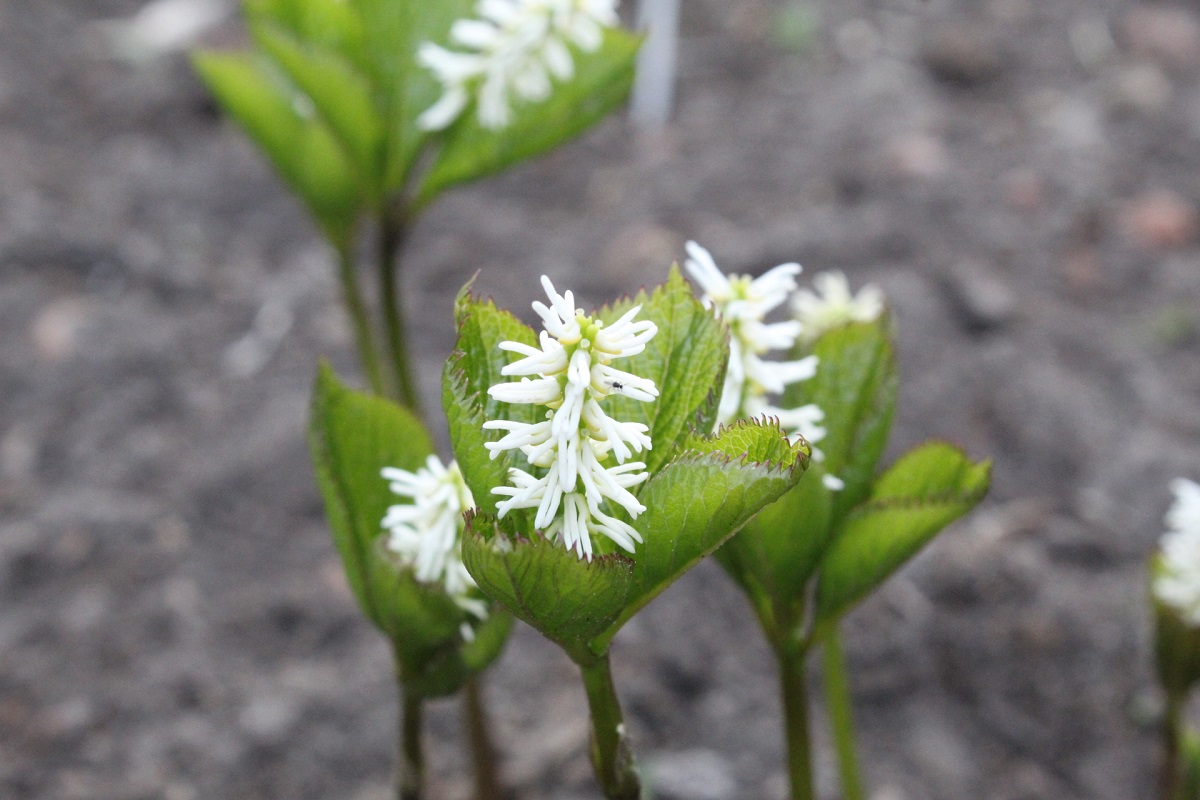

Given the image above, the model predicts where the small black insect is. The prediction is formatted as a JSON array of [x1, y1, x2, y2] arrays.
[[609, 381, 625, 392]]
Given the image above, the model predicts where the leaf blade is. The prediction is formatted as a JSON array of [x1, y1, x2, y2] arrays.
[[251, 23, 384, 192], [462, 515, 633, 662], [596, 421, 810, 649], [308, 362, 435, 627], [308, 363, 501, 695], [813, 442, 991, 627], [192, 51, 362, 246], [416, 28, 640, 205], [600, 265, 728, 472], [350, 0, 475, 190], [443, 289, 540, 519], [785, 316, 898, 523]]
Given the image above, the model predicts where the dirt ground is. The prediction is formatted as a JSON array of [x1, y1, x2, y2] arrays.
[[4, 0, 1200, 798]]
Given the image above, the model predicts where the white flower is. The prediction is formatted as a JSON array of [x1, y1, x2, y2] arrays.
[[417, 0, 621, 131], [1166, 477, 1200, 534], [683, 241, 825, 449], [485, 276, 658, 560], [1154, 478, 1200, 626], [791, 270, 884, 342], [381, 456, 487, 622]]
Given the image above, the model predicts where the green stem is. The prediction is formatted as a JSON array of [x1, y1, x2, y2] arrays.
[[397, 686, 424, 800], [1163, 690, 1183, 800], [778, 644, 816, 800], [335, 241, 386, 396], [579, 655, 641, 800], [822, 627, 865, 800], [378, 208, 421, 414], [464, 677, 509, 800]]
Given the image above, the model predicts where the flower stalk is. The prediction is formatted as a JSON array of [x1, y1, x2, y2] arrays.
[[580, 654, 641, 800], [396, 684, 425, 800], [822, 628, 865, 800], [777, 641, 816, 800], [378, 209, 421, 414], [335, 241, 387, 397], [464, 677, 509, 800], [1162, 688, 1184, 800]]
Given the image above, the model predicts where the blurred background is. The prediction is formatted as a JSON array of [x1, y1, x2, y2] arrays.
[[3, 0, 1199, 797]]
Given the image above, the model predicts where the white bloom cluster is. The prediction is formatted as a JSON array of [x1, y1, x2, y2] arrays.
[[1154, 478, 1200, 626], [683, 241, 825, 448], [485, 276, 658, 560], [791, 270, 884, 343], [417, 0, 620, 131], [382, 456, 487, 622]]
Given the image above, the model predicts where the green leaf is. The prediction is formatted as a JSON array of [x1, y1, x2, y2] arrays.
[[309, 364, 503, 695], [443, 288, 540, 519], [681, 420, 804, 465], [462, 514, 634, 664], [715, 465, 834, 629], [716, 317, 897, 635], [450, 284, 542, 424], [193, 51, 361, 247], [460, 609, 515, 674], [365, 539, 472, 693], [594, 421, 810, 650], [416, 28, 640, 206], [813, 442, 991, 628], [600, 265, 728, 473], [251, 23, 384, 194], [245, 0, 367, 68], [400, 603, 514, 699], [443, 365, 514, 523], [308, 362, 434, 624], [351, 0, 475, 190], [784, 316, 897, 523]]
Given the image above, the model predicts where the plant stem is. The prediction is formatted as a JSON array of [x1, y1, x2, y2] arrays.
[[378, 208, 421, 414], [579, 655, 641, 800], [464, 677, 509, 800], [397, 686, 424, 800], [822, 627, 865, 800], [778, 644, 816, 800], [335, 241, 387, 396], [1163, 690, 1183, 800]]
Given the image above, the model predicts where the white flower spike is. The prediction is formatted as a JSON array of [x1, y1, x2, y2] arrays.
[[381, 456, 487, 624], [417, 0, 621, 131], [683, 241, 826, 451], [791, 270, 884, 343], [485, 276, 658, 560], [1154, 477, 1200, 627]]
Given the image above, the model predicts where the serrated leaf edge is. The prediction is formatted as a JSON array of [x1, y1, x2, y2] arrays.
[[677, 418, 810, 477]]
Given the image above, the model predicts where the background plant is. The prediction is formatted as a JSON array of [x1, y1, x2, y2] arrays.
[[194, 0, 640, 406], [194, 1, 641, 797], [309, 365, 512, 798], [707, 271, 991, 800]]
